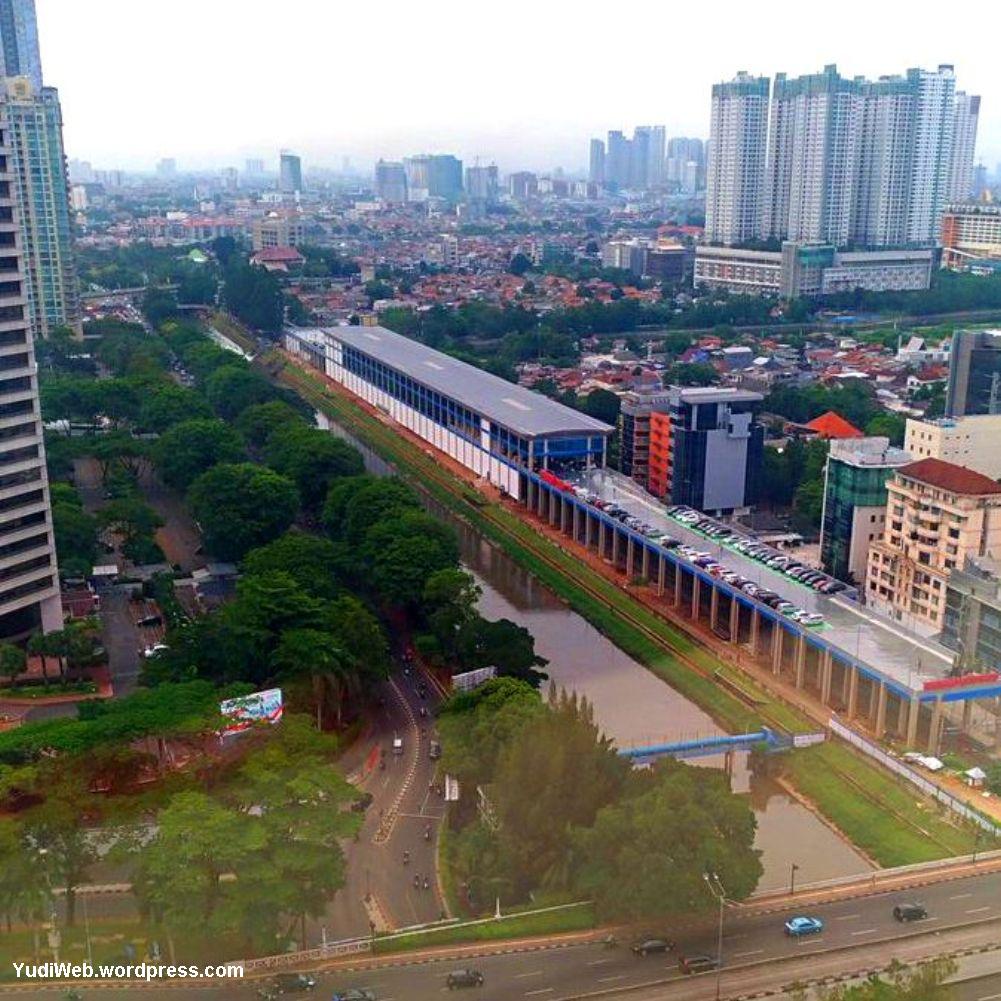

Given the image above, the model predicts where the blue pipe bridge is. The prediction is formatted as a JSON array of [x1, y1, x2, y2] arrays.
[[618, 727, 781, 761]]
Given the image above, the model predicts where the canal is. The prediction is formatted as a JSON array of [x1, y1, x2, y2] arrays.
[[319, 413, 873, 891]]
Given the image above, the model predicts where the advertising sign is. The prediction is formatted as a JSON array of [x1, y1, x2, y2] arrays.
[[219, 688, 284, 735]]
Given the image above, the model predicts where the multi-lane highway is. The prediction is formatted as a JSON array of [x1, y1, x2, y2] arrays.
[[12, 867, 1001, 1000]]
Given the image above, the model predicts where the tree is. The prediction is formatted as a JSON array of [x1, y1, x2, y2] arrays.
[[457, 617, 549, 687], [509, 253, 532, 276], [141, 289, 179, 327], [0, 817, 49, 934], [422, 569, 482, 662], [153, 418, 245, 491], [242, 531, 344, 600], [664, 362, 719, 387], [323, 476, 420, 544], [865, 412, 907, 446], [188, 463, 299, 561], [796, 959, 957, 1001], [222, 259, 284, 334], [570, 760, 762, 920], [489, 690, 630, 896], [271, 629, 355, 727], [204, 365, 275, 422], [263, 425, 364, 508], [98, 498, 164, 552], [0, 643, 25, 688], [52, 503, 98, 577], [138, 384, 212, 433], [235, 400, 307, 447], [580, 388, 621, 426]]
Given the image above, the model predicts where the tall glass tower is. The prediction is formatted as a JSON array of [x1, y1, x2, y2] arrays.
[[0, 0, 41, 90]]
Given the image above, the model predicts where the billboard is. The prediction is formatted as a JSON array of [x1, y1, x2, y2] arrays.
[[219, 688, 284, 735], [452, 666, 496, 693]]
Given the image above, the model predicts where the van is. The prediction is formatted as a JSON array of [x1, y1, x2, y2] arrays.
[[893, 903, 927, 922]]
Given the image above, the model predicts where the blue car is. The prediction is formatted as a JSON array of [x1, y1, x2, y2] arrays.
[[785, 916, 823, 937]]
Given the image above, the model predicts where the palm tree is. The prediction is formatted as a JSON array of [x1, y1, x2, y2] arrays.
[[271, 628, 357, 729], [26, 633, 53, 688]]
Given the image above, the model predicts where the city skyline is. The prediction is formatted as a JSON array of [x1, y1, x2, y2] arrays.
[[37, 0, 1001, 173]]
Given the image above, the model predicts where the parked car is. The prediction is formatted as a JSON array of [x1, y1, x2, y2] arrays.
[[136, 614, 162, 628], [785, 916, 824, 937], [331, 990, 376, 1001], [679, 954, 720, 974], [351, 791, 374, 813], [267, 973, 317, 994], [631, 938, 673, 956], [446, 970, 484, 989], [893, 903, 928, 922]]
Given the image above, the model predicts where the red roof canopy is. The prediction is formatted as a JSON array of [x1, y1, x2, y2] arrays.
[[804, 411, 864, 439], [899, 457, 1001, 496]]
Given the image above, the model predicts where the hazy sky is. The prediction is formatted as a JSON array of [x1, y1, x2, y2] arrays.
[[39, 0, 1001, 175]]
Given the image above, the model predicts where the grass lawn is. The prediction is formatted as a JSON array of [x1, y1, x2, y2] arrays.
[[783, 743, 987, 867], [0, 681, 97, 700], [372, 903, 595, 954]]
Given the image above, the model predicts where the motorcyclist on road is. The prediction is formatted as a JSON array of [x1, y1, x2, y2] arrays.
[[403, 850, 410, 865]]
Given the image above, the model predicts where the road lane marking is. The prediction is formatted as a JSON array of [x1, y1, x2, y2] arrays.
[[597, 975, 627, 983], [851, 928, 877, 936], [516, 971, 544, 978], [733, 949, 764, 958], [525, 989, 554, 996], [976, 993, 1001, 1000], [950, 892, 974, 900], [587, 959, 612, 966], [835, 914, 861, 921], [966, 906, 992, 914]]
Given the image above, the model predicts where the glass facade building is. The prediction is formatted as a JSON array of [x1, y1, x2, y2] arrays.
[[942, 556, 1001, 671]]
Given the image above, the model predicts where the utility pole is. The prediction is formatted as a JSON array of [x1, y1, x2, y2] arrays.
[[703, 871, 727, 1001]]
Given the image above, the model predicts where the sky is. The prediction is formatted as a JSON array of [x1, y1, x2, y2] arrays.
[[38, 0, 1001, 176]]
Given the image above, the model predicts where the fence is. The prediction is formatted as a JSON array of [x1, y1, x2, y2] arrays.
[[828, 716, 1001, 836]]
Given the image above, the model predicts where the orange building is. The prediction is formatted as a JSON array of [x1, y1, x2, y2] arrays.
[[647, 410, 672, 499]]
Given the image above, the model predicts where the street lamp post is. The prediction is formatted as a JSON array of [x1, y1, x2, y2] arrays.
[[789, 862, 800, 896], [703, 871, 727, 1001]]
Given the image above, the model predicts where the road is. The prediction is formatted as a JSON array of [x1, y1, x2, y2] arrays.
[[13, 864, 1001, 999], [323, 659, 445, 941]]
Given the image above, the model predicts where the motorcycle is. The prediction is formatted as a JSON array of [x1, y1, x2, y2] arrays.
[[403, 850, 411, 865], [413, 874, 420, 889], [422, 876, 429, 891], [602, 935, 618, 949], [424, 824, 432, 841]]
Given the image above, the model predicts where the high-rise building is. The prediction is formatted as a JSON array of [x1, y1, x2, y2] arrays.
[[155, 157, 176, 178], [278, 150, 302, 195], [0, 0, 40, 90], [820, 436, 912, 583], [705, 72, 770, 245], [374, 160, 407, 204], [634, 125, 665, 188], [605, 130, 630, 190], [945, 329, 1001, 416], [588, 138, 605, 186], [941, 555, 1001, 671], [866, 458, 1001, 631], [2, 77, 80, 339], [427, 155, 463, 201], [948, 92, 980, 202], [507, 171, 537, 199], [761, 66, 862, 246], [905, 414, 1001, 478], [244, 158, 265, 177], [666, 137, 704, 192], [0, 103, 61, 637], [464, 164, 498, 204], [221, 167, 238, 191], [941, 201, 1001, 273]]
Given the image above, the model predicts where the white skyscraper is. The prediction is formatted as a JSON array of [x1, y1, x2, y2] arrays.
[[762, 66, 862, 246], [705, 72, 769, 245], [905, 65, 956, 245], [949, 92, 981, 202]]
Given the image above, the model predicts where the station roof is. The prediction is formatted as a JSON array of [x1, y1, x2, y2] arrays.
[[323, 324, 614, 439]]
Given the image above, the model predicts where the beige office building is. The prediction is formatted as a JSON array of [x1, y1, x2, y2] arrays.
[[905, 414, 1001, 480], [866, 458, 1001, 631], [251, 212, 304, 251]]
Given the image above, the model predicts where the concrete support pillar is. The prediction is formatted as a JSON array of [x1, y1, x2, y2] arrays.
[[573, 504, 582, 543], [560, 498, 569, 533], [612, 528, 621, 568], [928, 697, 944, 755], [995, 697, 1001, 751], [794, 634, 806, 690], [820, 651, 833, 707], [657, 555, 666, 597], [586, 511, 595, 549], [729, 597, 740, 644], [771, 626, 783, 676], [598, 519, 607, 559], [549, 493, 559, 527], [896, 693, 909, 738], [962, 699, 973, 731], [749, 609, 761, 657], [536, 484, 545, 518], [642, 545, 651, 582], [874, 681, 887, 738], [526, 478, 535, 512], [626, 536, 635, 579], [674, 566, 683, 608], [709, 587, 720, 633], [906, 697, 920, 748], [847, 666, 859, 719], [692, 574, 702, 620]]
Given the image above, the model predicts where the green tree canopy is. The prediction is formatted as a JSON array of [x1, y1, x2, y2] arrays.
[[263, 424, 364, 508], [153, 418, 245, 491], [204, 365, 275, 422], [188, 463, 299, 561], [242, 531, 344, 600], [235, 400, 307, 447]]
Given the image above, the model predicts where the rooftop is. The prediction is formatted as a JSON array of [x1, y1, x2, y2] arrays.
[[898, 457, 1001, 496], [315, 325, 614, 439], [804, 411, 864, 439]]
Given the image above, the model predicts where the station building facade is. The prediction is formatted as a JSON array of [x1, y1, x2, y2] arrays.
[[283, 325, 613, 497]]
